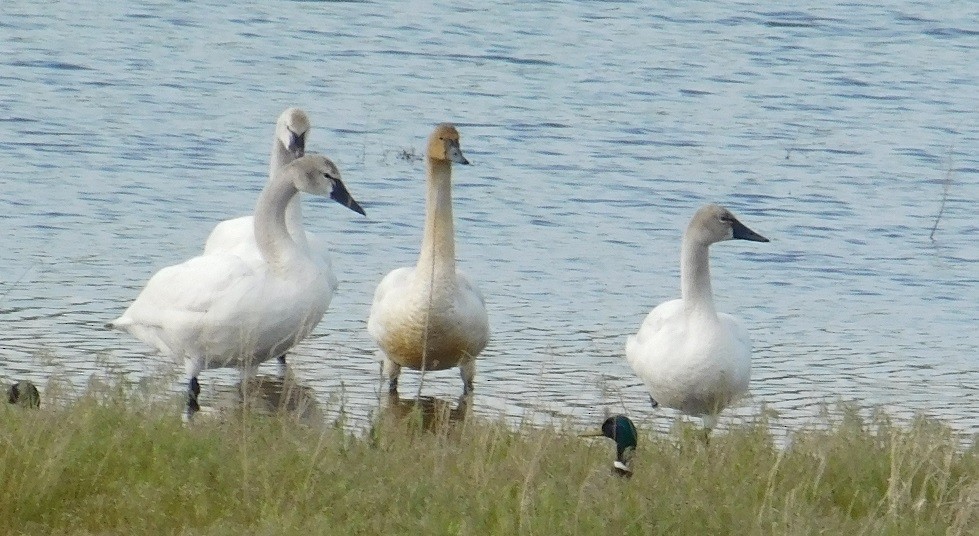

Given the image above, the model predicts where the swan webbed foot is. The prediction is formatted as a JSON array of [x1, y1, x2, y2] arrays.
[[648, 395, 659, 408], [276, 354, 287, 365]]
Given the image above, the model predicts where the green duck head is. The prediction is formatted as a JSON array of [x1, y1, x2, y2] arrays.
[[583, 415, 637, 478]]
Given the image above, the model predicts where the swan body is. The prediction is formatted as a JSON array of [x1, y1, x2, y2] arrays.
[[367, 123, 489, 395], [625, 204, 768, 430], [110, 154, 365, 420]]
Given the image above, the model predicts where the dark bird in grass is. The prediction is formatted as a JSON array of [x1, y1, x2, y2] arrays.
[[8, 380, 40, 408], [581, 415, 638, 478]]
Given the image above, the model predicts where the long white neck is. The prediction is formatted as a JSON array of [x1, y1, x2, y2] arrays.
[[254, 167, 305, 272], [269, 139, 308, 250], [680, 234, 716, 317], [415, 158, 456, 281]]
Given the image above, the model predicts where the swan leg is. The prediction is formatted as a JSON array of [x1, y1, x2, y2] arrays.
[[185, 377, 201, 422], [382, 357, 401, 393], [183, 357, 204, 422], [459, 358, 476, 396], [700, 414, 717, 446]]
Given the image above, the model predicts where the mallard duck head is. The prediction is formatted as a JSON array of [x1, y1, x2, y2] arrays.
[[583, 415, 637, 478]]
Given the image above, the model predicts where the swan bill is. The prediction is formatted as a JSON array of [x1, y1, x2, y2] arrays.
[[330, 180, 366, 216]]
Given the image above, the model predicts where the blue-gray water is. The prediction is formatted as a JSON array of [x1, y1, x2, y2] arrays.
[[1, 1, 977, 436]]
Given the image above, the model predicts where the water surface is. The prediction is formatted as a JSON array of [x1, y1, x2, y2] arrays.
[[1, 1, 977, 436]]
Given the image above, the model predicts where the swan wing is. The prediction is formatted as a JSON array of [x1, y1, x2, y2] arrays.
[[626, 299, 683, 355], [716, 311, 753, 389], [717, 312, 752, 353], [115, 252, 331, 367], [203, 215, 254, 254], [112, 253, 255, 357], [625, 298, 684, 383], [304, 229, 338, 293], [367, 266, 415, 342], [455, 270, 490, 354]]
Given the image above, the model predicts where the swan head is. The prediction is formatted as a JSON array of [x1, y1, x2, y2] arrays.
[[276, 107, 310, 159], [427, 123, 470, 165], [8, 380, 40, 408], [284, 154, 366, 216], [581, 415, 637, 478], [688, 204, 769, 246]]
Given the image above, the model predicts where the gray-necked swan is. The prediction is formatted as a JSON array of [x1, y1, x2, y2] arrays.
[[367, 123, 489, 396], [110, 154, 365, 420], [204, 108, 336, 364], [625, 204, 768, 433], [205, 107, 312, 256]]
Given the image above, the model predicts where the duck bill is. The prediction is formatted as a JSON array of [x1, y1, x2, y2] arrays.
[[731, 218, 769, 242], [330, 180, 367, 216]]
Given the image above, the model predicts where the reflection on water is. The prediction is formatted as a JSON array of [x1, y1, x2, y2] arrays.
[[377, 391, 471, 433], [209, 371, 324, 426], [207, 370, 473, 434]]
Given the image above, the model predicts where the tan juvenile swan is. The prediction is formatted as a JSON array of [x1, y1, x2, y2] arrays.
[[367, 123, 489, 395]]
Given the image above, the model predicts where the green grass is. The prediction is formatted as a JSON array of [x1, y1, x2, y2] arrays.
[[2, 384, 978, 535]]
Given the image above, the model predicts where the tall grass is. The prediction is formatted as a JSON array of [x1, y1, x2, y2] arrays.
[[2, 384, 977, 535]]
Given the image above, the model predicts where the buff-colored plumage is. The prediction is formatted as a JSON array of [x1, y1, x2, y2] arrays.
[[368, 123, 489, 394]]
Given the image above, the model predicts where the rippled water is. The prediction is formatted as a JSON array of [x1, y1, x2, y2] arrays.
[[1, 1, 977, 436]]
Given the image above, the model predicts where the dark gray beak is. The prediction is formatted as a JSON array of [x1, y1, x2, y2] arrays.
[[288, 131, 306, 159], [731, 218, 769, 242], [447, 141, 470, 165], [330, 179, 366, 216]]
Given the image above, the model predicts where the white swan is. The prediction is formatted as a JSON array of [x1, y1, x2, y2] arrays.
[[625, 204, 768, 431], [367, 123, 489, 395], [109, 154, 365, 420], [204, 108, 336, 364], [204, 107, 312, 256]]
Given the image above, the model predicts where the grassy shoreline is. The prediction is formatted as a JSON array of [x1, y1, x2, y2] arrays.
[[2, 385, 978, 535]]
